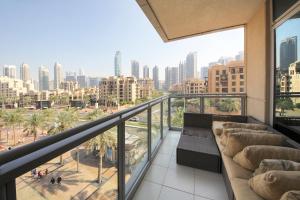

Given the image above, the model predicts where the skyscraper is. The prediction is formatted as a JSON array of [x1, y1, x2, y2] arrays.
[[77, 75, 87, 88], [65, 72, 77, 82], [19, 63, 30, 81], [152, 66, 159, 90], [185, 52, 197, 80], [131, 60, 140, 79], [178, 61, 186, 83], [170, 67, 179, 86], [200, 67, 208, 79], [114, 51, 121, 76], [39, 66, 49, 91], [3, 65, 16, 79], [54, 62, 63, 90], [143, 65, 149, 78], [280, 36, 297, 72]]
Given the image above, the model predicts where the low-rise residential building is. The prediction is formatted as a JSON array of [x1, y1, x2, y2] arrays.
[[183, 79, 206, 94], [0, 76, 36, 99], [208, 61, 245, 93], [289, 60, 300, 93], [138, 78, 154, 99]]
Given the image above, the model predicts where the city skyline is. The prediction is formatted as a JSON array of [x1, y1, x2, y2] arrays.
[[0, 0, 244, 81]]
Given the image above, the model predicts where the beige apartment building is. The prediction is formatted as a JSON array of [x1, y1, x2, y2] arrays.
[[183, 79, 206, 94], [208, 61, 245, 93], [99, 76, 139, 104], [138, 78, 154, 99], [0, 76, 35, 99], [289, 60, 300, 93]]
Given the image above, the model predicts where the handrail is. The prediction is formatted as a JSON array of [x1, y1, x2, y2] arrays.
[[0, 95, 168, 166]]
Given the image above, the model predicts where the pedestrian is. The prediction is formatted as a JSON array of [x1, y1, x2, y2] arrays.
[[57, 176, 62, 184], [38, 171, 42, 179], [31, 168, 37, 176], [50, 177, 55, 184], [45, 169, 48, 176]]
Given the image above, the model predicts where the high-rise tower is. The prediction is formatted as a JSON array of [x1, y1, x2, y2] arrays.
[[114, 51, 121, 76], [54, 62, 63, 90]]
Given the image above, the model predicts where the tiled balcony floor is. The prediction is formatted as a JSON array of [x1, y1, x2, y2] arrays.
[[133, 131, 229, 200]]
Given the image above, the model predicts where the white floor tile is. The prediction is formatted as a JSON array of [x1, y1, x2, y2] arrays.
[[153, 153, 172, 168], [194, 195, 211, 200], [194, 170, 228, 200], [145, 164, 168, 184], [133, 180, 162, 200], [163, 166, 195, 194], [158, 186, 193, 200]]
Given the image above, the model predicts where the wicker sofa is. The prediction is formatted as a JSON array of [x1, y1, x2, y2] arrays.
[[178, 113, 300, 200]]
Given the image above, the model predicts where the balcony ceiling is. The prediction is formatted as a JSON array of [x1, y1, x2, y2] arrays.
[[136, 0, 263, 42]]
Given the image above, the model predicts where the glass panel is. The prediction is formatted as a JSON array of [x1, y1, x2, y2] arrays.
[[125, 110, 148, 194], [185, 98, 200, 113], [16, 127, 118, 200], [170, 98, 184, 128], [273, 0, 298, 21], [151, 103, 161, 152], [163, 100, 168, 137], [274, 10, 300, 138], [204, 98, 241, 115]]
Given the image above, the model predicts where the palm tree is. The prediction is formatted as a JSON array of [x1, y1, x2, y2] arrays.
[[48, 109, 79, 165], [23, 113, 43, 142], [86, 109, 104, 121], [217, 98, 239, 113], [85, 131, 117, 183], [3, 110, 23, 146], [41, 109, 54, 134], [171, 107, 184, 127]]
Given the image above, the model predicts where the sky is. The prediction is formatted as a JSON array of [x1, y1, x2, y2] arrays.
[[0, 0, 244, 81]]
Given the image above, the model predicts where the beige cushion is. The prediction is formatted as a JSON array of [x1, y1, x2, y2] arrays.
[[254, 159, 300, 176], [222, 132, 284, 157], [231, 178, 264, 200], [249, 171, 300, 200], [212, 121, 225, 136], [233, 145, 300, 171], [222, 151, 252, 179], [280, 191, 300, 200], [223, 122, 268, 130], [220, 128, 272, 146]]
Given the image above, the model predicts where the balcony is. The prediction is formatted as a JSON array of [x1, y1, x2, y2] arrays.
[[0, 94, 246, 200]]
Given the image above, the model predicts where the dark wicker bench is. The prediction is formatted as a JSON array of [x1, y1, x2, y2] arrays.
[[177, 113, 221, 173]]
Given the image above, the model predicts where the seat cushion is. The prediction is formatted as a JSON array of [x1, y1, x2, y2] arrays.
[[254, 159, 300, 176], [231, 178, 264, 200], [222, 132, 284, 157], [249, 171, 300, 200], [223, 122, 268, 130], [280, 191, 300, 200], [221, 128, 273, 146], [212, 121, 226, 136], [221, 151, 252, 180], [233, 145, 300, 171]]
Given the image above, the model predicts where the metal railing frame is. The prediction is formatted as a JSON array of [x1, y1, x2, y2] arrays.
[[0, 93, 246, 200]]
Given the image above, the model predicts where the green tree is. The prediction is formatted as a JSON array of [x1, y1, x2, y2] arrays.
[[86, 109, 104, 121], [217, 98, 239, 113], [23, 113, 43, 142], [276, 98, 294, 116], [85, 131, 117, 183], [41, 109, 55, 134], [3, 110, 23, 146], [48, 109, 79, 165], [171, 107, 184, 127]]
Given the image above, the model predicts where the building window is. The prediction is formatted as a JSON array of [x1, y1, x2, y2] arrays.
[[222, 70, 226, 75], [240, 74, 244, 79], [216, 70, 219, 75], [222, 88, 228, 93], [239, 68, 243, 73], [232, 88, 236, 92], [232, 75, 236, 80], [231, 69, 235, 74], [240, 88, 244, 92], [216, 77, 219, 81], [232, 82, 236, 86], [240, 81, 244, 86], [216, 88, 219, 92]]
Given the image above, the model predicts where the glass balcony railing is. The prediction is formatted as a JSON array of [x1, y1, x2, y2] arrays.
[[0, 93, 246, 200]]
